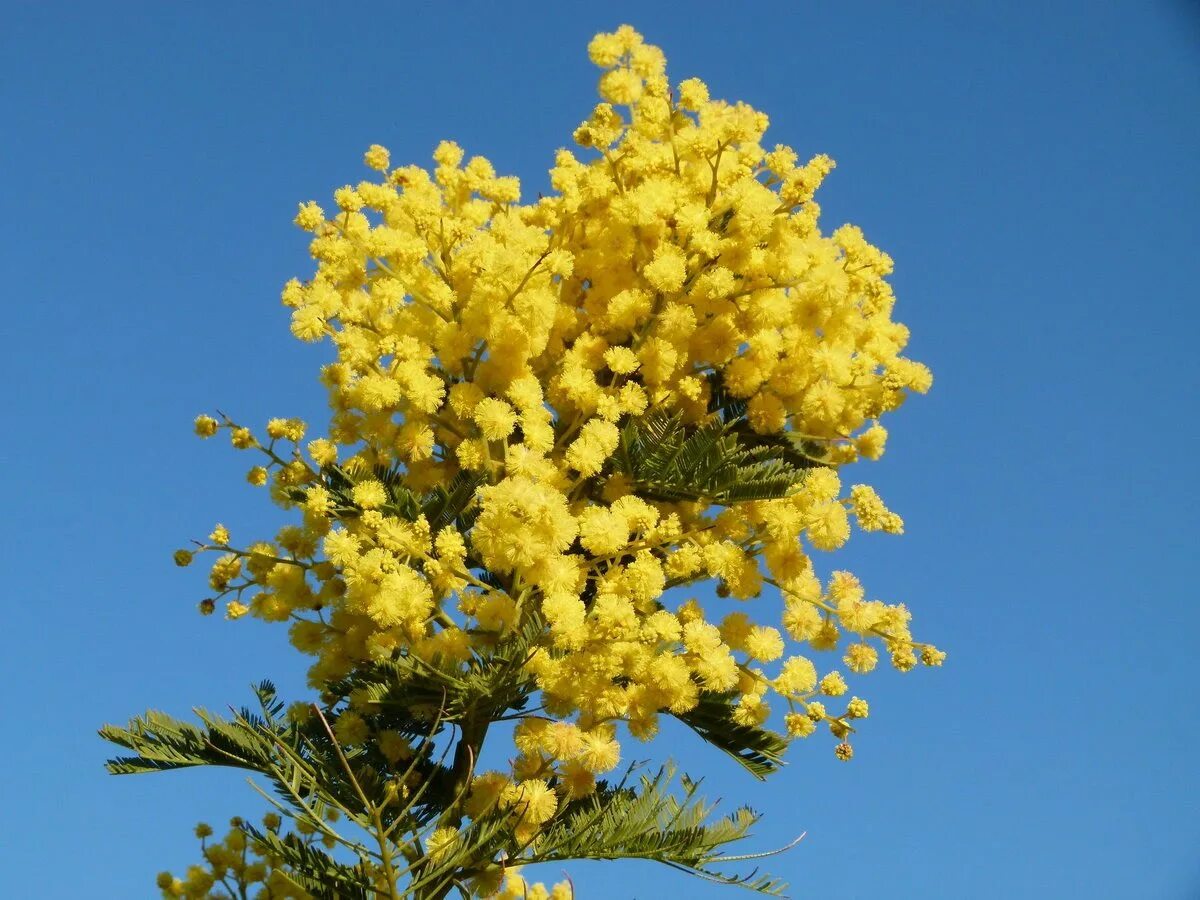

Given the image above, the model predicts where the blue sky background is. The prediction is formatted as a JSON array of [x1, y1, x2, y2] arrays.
[[3, 2, 1198, 897]]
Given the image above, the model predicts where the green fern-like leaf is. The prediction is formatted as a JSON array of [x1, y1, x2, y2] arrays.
[[102, 695, 391, 828], [421, 469, 486, 532], [673, 693, 789, 780], [527, 764, 792, 895], [611, 409, 809, 505], [241, 824, 374, 899]]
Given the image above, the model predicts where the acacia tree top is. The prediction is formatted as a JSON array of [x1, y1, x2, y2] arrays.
[[134, 24, 943, 899]]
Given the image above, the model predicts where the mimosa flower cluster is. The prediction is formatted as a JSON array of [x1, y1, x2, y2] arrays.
[[156, 816, 575, 900], [156, 816, 306, 899], [178, 23, 941, 857]]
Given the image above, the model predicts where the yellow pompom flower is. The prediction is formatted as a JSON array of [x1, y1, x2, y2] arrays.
[[473, 397, 518, 441], [603, 345, 641, 375], [577, 729, 621, 774], [425, 827, 460, 863], [855, 423, 888, 460], [642, 244, 687, 293], [503, 779, 558, 826], [677, 77, 709, 110], [819, 671, 848, 696], [785, 712, 816, 738], [293, 201, 325, 231], [363, 143, 390, 171], [845, 643, 879, 673], [194, 414, 219, 438], [351, 480, 388, 510]]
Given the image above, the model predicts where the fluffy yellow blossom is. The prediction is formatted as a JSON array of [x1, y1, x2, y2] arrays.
[[845, 643, 880, 673], [425, 827, 460, 863], [819, 671, 848, 696], [603, 345, 641, 375], [194, 414, 218, 438], [577, 728, 622, 774], [921, 646, 948, 666], [230, 427, 256, 450], [855, 423, 888, 460], [293, 201, 324, 231], [363, 144, 390, 171], [677, 77, 709, 110], [775, 655, 818, 695], [785, 712, 816, 738], [473, 397, 518, 440], [642, 244, 687, 293], [850, 484, 904, 534], [351, 480, 388, 510], [846, 696, 870, 719], [502, 779, 558, 825], [472, 477, 577, 574]]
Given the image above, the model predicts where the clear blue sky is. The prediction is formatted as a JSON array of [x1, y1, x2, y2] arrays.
[[3, 2, 1197, 897]]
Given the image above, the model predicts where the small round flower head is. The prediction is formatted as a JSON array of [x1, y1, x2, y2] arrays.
[[503, 779, 558, 825], [333, 186, 363, 211], [811, 619, 841, 651], [855, 423, 888, 460], [819, 671, 848, 696], [425, 826, 460, 863], [834, 742, 854, 761], [351, 480, 388, 509], [785, 712, 816, 738], [333, 710, 369, 745], [194, 415, 219, 438], [745, 625, 784, 661], [677, 77, 709, 110], [474, 398, 518, 441], [308, 438, 337, 467], [920, 646, 947, 667], [293, 201, 325, 231], [364, 144, 390, 171], [230, 427, 256, 450], [588, 29, 625, 67], [603, 345, 640, 375], [265, 417, 298, 440], [643, 245, 687, 292], [844, 643, 879, 673]]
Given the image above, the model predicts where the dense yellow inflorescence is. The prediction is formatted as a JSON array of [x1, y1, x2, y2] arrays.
[[156, 816, 312, 900], [180, 24, 941, 856]]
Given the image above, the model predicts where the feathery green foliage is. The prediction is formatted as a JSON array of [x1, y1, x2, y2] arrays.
[[610, 408, 810, 505], [673, 693, 790, 780], [102, 676, 799, 898]]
